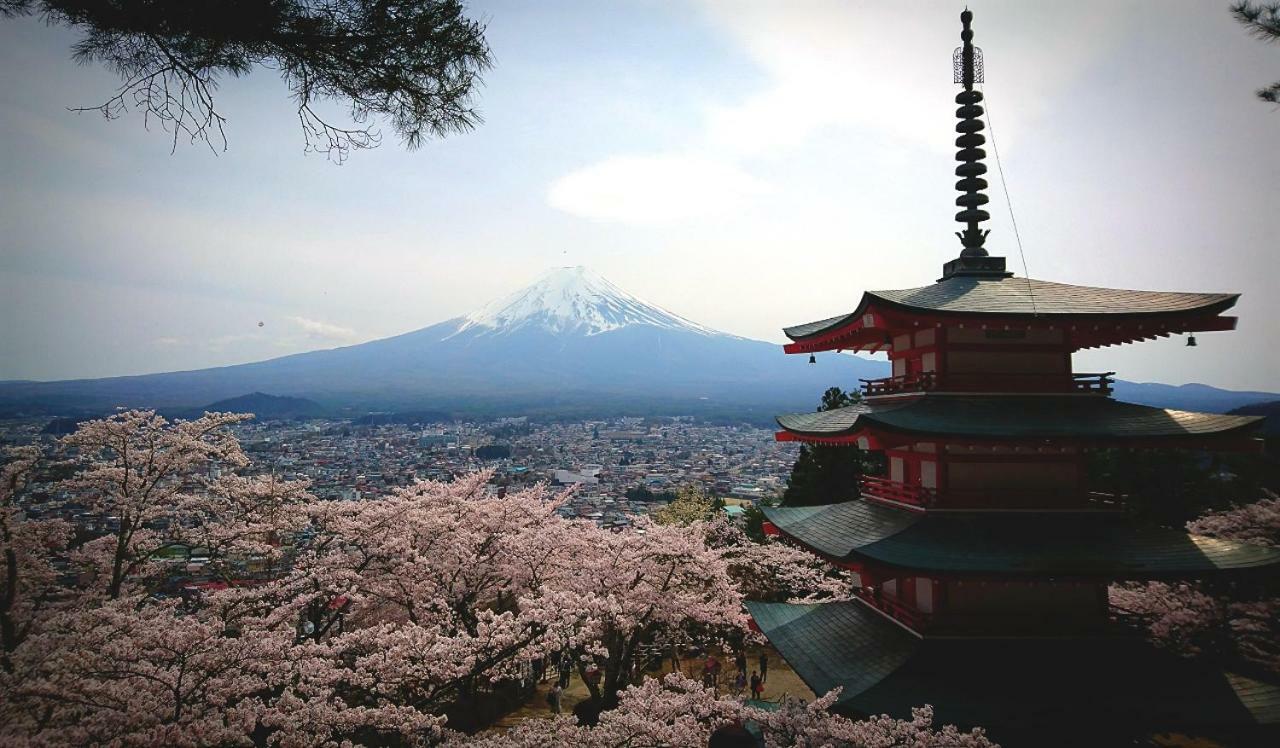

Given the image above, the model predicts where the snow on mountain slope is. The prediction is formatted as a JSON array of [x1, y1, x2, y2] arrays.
[[449, 266, 720, 338]]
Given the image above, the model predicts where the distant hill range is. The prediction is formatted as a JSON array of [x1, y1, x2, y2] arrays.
[[1227, 400, 1280, 437], [2, 267, 1275, 422], [1110, 382, 1279, 415], [188, 393, 327, 420], [40, 393, 327, 433]]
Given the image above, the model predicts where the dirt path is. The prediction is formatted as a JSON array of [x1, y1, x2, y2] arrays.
[[488, 644, 815, 732]]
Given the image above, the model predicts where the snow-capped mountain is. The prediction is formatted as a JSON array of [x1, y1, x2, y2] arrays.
[[0, 268, 881, 418], [450, 266, 718, 338]]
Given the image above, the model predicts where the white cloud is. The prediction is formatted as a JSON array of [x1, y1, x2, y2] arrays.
[[545, 1, 1137, 225], [546, 154, 770, 225], [287, 315, 358, 343], [152, 336, 184, 346]]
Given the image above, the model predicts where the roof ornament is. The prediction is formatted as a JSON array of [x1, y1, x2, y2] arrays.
[[954, 9, 989, 257], [940, 9, 1011, 282]]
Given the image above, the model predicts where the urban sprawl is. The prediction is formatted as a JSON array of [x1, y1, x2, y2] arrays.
[[3, 416, 798, 539]]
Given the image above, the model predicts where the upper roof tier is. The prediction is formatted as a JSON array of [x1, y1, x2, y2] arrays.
[[761, 500, 1280, 577], [774, 395, 1262, 448], [782, 274, 1239, 354]]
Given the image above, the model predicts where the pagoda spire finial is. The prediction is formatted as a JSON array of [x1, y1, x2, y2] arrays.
[[953, 8, 990, 258]]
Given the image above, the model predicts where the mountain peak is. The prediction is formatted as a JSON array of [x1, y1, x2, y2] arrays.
[[451, 266, 718, 338]]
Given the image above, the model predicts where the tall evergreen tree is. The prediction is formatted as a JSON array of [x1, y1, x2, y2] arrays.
[[780, 387, 867, 507]]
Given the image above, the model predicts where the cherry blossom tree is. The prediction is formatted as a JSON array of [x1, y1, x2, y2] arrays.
[[549, 517, 747, 710], [59, 410, 252, 599], [1187, 494, 1280, 546], [704, 516, 853, 603], [1111, 493, 1280, 673], [1, 446, 72, 670], [260, 472, 579, 732]]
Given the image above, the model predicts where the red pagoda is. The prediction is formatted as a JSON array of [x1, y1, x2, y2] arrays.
[[747, 10, 1280, 743]]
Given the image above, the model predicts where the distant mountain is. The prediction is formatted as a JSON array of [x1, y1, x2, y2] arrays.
[[1227, 400, 1280, 436], [1110, 381, 1280, 414], [0, 267, 882, 420]]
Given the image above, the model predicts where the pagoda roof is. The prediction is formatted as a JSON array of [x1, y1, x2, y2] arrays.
[[746, 600, 1280, 732], [775, 395, 1262, 446], [783, 275, 1239, 352], [762, 500, 1280, 577]]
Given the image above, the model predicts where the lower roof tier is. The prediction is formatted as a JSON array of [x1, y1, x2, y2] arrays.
[[775, 394, 1262, 446], [746, 600, 1280, 733], [762, 500, 1280, 577]]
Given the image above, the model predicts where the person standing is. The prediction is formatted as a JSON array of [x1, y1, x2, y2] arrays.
[[557, 652, 571, 689], [749, 670, 763, 700], [734, 670, 747, 698], [758, 651, 768, 683], [734, 650, 747, 677], [547, 683, 563, 714]]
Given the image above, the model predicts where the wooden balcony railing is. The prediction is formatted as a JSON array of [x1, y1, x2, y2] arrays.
[[859, 588, 931, 630], [860, 475, 935, 508], [859, 372, 936, 396], [860, 475, 1123, 511], [859, 371, 1115, 396]]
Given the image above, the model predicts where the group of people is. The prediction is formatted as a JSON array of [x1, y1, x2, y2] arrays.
[[710, 650, 768, 701], [544, 648, 774, 715], [544, 650, 598, 715]]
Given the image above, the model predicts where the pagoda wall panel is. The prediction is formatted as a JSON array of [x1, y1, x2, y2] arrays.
[[945, 350, 1067, 374], [945, 327, 1064, 345], [941, 580, 1107, 632], [948, 461, 1078, 491]]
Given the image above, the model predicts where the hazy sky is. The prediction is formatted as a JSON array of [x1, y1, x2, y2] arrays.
[[1, 1, 1278, 391]]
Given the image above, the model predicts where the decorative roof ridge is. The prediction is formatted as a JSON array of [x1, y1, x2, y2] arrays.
[[943, 9, 1009, 281]]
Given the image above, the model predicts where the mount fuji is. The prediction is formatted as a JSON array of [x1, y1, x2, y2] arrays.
[[0, 267, 885, 420]]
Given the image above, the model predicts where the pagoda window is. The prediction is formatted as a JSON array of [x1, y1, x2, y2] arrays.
[[916, 577, 935, 614], [889, 455, 904, 483], [920, 459, 938, 489]]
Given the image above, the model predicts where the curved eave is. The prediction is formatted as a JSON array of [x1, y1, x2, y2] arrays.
[[762, 501, 1280, 578], [774, 397, 1264, 450], [781, 285, 1241, 354]]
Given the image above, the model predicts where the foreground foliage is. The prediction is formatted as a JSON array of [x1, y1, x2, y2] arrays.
[[1, 410, 984, 746]]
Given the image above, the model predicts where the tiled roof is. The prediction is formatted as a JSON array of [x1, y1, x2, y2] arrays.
[[747, 600, 1280, 731], [775, 395, 1262, 441], [784, 276, 1238, 340], [763, 501, 1280, 576]]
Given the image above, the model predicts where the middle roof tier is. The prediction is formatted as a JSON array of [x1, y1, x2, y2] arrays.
[[762, 500, 1280, 578], [775, 394, 1261, 448]]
